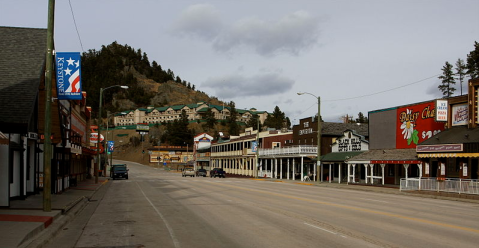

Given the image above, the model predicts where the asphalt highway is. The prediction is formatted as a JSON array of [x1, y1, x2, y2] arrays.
[[45, 160, 479, 248]]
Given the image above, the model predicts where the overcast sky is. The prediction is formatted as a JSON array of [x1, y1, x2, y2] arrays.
[[1, 0, 478, 123]]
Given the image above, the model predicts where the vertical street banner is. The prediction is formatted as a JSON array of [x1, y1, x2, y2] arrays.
[[251, 141, 258, 152], [108, 141, 114, 153], [56, 52, 82, 100]]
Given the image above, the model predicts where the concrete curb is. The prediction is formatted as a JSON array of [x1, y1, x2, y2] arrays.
[[19, 181, 107, 248]]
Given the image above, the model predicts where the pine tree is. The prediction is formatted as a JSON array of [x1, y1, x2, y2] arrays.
[[264, 106, 286, 130], [355, 112, 369, 123], [455, 58, 467, 95], [438, 61, 456, 98], [162, 110, 194, 146], [226, 102, 239, 136], [202, 108, 216, 131], [246, 114, 262, 131], [466, 41, 479, 79]]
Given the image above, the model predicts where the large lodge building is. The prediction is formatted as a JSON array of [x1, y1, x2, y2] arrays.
[[113, 103, 269, 127]]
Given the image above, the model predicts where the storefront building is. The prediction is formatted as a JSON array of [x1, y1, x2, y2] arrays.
[[321, 130, 369, 184], [193, 133, 213, 171], [347, 99, 447, 185], [417, 78, 479, 180]]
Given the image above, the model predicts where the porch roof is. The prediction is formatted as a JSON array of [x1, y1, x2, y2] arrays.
[[346, 148, 419, 164], [321, 151, 363, 162]]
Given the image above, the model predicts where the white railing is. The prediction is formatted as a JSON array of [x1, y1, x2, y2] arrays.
[[400, 177, 479, 195], [260, 146, 317, 156], [258, 170, 272, 178]]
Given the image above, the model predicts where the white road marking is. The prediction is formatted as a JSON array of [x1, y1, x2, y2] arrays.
[[361, 198, 389, 203], [304, 223, 336, 234], [136, 182, 180, 248]]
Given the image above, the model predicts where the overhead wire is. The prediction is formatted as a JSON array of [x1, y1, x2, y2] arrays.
[[68, 0, 84, 52], [322, 74, 441, 102], [293, 74, 441, 120]]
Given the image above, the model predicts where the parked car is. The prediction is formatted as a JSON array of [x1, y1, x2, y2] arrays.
[[210, 168, 226, 178], [111, 166, 128, 180], [110, 164, 127, 178], [182, 168, 195, 177], [196, 169, 207, 177]]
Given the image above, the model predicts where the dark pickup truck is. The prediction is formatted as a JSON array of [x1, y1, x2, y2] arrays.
[[210, 168, 226, 178]]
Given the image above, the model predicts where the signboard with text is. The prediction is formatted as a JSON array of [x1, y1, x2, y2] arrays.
[[396, 101, 445, 149], [435, 99, 448, 122], [332, 130, 369, 152], [451, 103, 468, 126], [416, 144, 463, 152], [56, 52, 82, 100]]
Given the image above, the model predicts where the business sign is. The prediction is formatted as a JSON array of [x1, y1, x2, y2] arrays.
[[451, 103, 468, 126], [435, 99, 448, 122], [416, 144, 463, 152], [56, 52, 82, 100], [198, 137, 211, 142], [90, 133, 104, 144], [396, 101, 445, 149], [136, 123, 149, 133], [332, 130, 369, 152]]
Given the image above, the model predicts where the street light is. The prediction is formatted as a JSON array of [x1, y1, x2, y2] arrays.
[[297, 92, 322, 182], [254, 117, 260, 178], [96, 85, 128, 183]]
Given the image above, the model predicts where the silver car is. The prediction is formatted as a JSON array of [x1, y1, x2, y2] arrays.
[[182, 168, 195, 177]]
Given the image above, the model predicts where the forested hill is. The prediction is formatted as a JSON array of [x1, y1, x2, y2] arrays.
[[81, 41, 223, 118]]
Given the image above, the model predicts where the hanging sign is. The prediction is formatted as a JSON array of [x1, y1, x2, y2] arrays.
[[107, 141, 114, 153], [56, 52, 82, 100]]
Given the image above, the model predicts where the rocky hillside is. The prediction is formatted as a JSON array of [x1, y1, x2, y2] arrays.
[[81, 42, 224, 117]]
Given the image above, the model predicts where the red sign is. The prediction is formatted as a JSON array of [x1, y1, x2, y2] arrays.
[[396, 101, 445, 149], [90, 133, 104, 143]]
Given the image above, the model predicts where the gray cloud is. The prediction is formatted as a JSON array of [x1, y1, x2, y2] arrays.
[[213, 11, 320, 56], [202, 73, 295, 99], [172, 6, 320, 56], [170, 4, 223, 40]]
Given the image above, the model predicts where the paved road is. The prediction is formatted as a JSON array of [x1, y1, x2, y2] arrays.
[[46, 160, 479, 248]]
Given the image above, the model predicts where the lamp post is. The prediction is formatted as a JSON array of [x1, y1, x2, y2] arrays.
[[96, 85, 128, 183], [255, 117, 259, 178], [297, 92, 322, 182]]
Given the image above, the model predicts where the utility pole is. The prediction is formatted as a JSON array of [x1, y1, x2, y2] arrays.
[[43, 0, 55, 212]]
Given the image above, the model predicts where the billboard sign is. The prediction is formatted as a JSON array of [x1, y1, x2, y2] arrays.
[[451, 103, 468, 126], [396, 101, 445, 149], [56, 52, 82, 100]]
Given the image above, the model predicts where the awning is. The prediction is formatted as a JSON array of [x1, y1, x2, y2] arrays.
[[418, 153, 479, 158], [321, 151, 363, 162], [371, 160, 421, 164]]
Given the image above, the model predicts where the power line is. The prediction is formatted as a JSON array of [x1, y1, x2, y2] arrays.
[[69, 0, 84, 52], [293, 74, 440, 119], [323, 74, 440, 102]]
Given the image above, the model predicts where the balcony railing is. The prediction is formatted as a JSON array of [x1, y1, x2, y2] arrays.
[[259, 145, 317, 156]]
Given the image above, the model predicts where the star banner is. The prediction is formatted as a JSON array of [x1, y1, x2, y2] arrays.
[[108, 141, 114, 153], [56, 52, 82, 100]]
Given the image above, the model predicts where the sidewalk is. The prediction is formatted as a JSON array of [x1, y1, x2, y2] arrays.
[[0, 177, 108, 248]]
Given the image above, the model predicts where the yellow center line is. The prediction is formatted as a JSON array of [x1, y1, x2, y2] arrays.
[[213, 182, 479, 234]]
